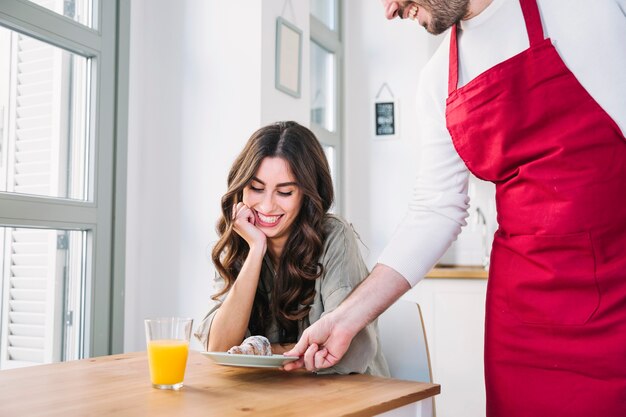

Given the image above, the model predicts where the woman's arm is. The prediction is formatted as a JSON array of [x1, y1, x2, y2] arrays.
[[207, 245, 264, 351], [206, 203, 267, 351]]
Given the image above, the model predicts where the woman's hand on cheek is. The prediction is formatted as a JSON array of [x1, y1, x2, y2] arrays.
[[232, 202, 267, 252]]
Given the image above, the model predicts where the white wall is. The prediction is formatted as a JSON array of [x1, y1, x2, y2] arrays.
[[125, 0, 310, 352], [126, 0, 187, 350]]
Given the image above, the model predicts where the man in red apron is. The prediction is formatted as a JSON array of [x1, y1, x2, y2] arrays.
[[286, 1, 626, 414], [446, 0, 626, 414]]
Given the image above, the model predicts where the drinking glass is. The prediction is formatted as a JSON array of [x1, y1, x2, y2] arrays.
[[144, 317, 193, 390]]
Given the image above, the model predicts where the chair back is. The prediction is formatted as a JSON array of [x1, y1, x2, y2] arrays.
[[378, 300, 435, 416], [378, 300, 433, 383]]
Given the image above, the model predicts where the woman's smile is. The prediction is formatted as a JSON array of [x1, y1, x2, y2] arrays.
[[254, 210, 283, 227]]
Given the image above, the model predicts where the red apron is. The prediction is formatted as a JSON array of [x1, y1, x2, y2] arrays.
[[445, 0, 626, 415]]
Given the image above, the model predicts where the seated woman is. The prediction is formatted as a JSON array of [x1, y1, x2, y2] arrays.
[[195, 121, 389, 376]]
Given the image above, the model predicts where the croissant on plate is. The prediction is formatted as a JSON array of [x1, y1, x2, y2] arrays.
[[227, 335, 272, 356]]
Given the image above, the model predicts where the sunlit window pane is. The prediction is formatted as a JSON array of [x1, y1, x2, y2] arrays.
[[24, 0, 96, 29], [310, 0, 337, 31], [0, 227, 88, 369], [0, 25, 90, 201], [310, 41, 336, 133]]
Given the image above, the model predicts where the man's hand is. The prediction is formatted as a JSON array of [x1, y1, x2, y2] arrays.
[[283, 264, 411, 372], [283, 312, 356, 372]]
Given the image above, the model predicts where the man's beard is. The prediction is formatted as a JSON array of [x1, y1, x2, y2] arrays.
[[422, 0, 470, 34]]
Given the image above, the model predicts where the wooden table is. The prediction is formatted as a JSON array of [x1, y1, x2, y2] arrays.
[[0, 351, 440, 416]]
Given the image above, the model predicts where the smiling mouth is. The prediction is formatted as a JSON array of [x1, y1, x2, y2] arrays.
[[405, 3, 419, 20], [256, 211, 282, 226]]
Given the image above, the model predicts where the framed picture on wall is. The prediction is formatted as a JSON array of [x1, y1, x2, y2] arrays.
[[275, 17, 302, 98], [373, 83, 399, 140], [373, 99, 399, 140]]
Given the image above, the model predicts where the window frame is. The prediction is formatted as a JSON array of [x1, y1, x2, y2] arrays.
[[310, 0, 343, 213], [0, 0, 128, 358]]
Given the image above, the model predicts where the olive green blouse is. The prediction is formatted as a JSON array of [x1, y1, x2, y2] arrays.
[[195, 215, 390, 377]]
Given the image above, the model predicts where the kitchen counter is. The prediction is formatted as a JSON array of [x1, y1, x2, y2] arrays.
[[425, 265, 488, 279]]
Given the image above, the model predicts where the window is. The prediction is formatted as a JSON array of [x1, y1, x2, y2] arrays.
[[311, 0, 338, 32], [311, 41, 336, 133], [0, 27, 89, 201], [23, 0, 96, 28], [0, 228, 87, 366], [310, 0, 342, 210], [0, 0, 127, 369]]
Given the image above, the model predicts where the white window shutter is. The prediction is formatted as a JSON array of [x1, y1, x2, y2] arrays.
[[10, 33, 67, 197], [1, 229, 64, 367], [0, 3, 70, 369]]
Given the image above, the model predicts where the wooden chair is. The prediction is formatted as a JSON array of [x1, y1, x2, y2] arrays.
[[378, 300, 436, 417]]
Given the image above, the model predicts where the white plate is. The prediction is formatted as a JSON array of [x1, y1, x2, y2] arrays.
[[200, 351, 299, 368]]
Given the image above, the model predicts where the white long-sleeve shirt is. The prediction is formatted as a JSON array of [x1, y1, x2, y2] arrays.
[[378, 0, 626, 286]]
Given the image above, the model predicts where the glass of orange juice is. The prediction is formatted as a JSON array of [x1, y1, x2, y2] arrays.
[[144, 317, 193, 390]]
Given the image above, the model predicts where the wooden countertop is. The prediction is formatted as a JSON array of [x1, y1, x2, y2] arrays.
[[0, 351, 440, 416], [425, 265, 489, 279]]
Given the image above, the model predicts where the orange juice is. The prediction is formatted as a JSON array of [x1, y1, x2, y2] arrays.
[[147, 339, 189, 386]]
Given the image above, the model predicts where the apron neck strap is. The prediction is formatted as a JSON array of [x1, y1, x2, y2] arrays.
[[520, 0, 544, 46], [448, 24, 459, 96], [447, 0, 545, 95]]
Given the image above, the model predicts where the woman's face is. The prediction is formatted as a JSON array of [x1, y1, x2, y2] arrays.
[[242, 156, 304, 244]]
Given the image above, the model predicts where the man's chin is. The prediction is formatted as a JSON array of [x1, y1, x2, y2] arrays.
[[427, 21, 454, 35]]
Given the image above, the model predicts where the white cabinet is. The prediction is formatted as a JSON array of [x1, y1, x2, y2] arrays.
[[402, 277, 487, 417]]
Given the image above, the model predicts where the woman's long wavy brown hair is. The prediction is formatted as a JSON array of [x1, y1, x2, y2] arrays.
[[211, 121, 334, 343]]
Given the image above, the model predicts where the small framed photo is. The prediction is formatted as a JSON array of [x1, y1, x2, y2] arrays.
[[374, 99, 399, 140], [275, 17, 302, 98]]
